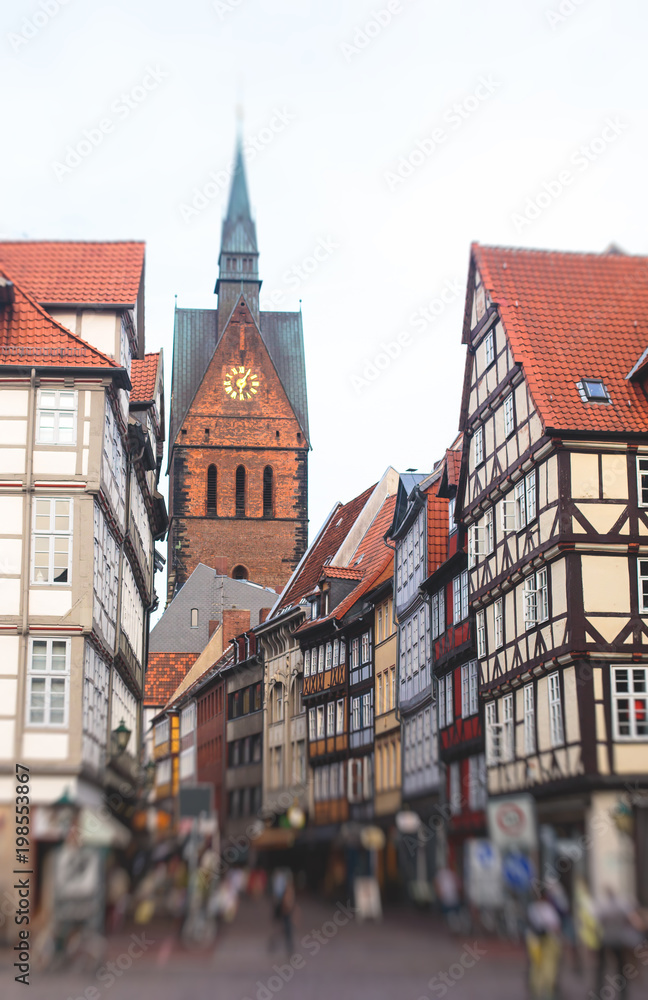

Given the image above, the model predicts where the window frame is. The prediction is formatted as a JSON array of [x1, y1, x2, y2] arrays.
[[494, 598, 504, 649], [476, 610, 486, 660], [524, 683, 536, 755], [503, 392, 515, 438], [473, 424, 484, 467], [484, 329, 495, 368], [26, 637, 70, 727], [611, 666, 648, 741], [637, 458, 648, 508], [548, 671, 564, 747], [32, 497, 73, 586], [36, 388, 77, 446], [638, 558, 648, 614]]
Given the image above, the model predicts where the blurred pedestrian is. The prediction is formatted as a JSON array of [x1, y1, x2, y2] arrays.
[[434, 867, 463, 932], [594, 886, 644, 1000], [526, 888, 562, 1000], [280, 876, 297, 956]]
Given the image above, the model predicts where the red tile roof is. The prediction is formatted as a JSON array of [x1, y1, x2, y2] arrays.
[[130, 353, 159, 401], [471, 243, 648, 435], [276, 484, 376, 611], [323, 566, 364, 580], [445, 445, 462, 488], [0, 270, 123, 375], [0, 241, 145, 305], [145, 652, 198, 707], [428, 491, 449, 574], [295, 493, 396, 631]]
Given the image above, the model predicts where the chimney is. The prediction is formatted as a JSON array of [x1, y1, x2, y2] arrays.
[[222, 609, 250, 643], [0, 278, 15, 305], [259, 608, 271, 623], [212, 557, 229, 576], [208, 619, 220, 638]]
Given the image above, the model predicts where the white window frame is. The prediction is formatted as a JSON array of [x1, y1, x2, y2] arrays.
[[327, 701, 335, 737], [638, 559, 648, 614], [449, 761, 461, 815], [453, 575, 461, 624], [303, 649, 311, 678], [473, 424, 484, 467], [351, 638, 360, 668], [524, 684, 536, 755], [438, 675, 446, 729], [352, 696, 361, 732], [361, 632, 370, 664], [26, 637, 70, 727], [476, 610, 486, 659], [494, 598, 504, 649], [502, 693, 514, 762], [308, 707, 316, 741], [336, 698, 345, 735], [448, 495, 456, 533], [637, 458, 648, 508], [333, 640, 339, 667], [362, 691, 372, 729], [485, 329, 495, 367], [318, 645, 325, 673], [485, 507, 494, 554], [325, 642, 333, 670], [445, 672, 453, 725], [611, 666, 648, 741], [485, 702, 502, 764], [548, 672, 564, 747], [190, 608, 199, 628], [468, 754, 487, 811], [468, 524, 484, 567], [36, 389, 77, 446], [526, 470, 537, 523], [503, 392, 514, 437], [316, 704, 325, 739], [32, 497, 73, 585], [524, 567, 549, 628]]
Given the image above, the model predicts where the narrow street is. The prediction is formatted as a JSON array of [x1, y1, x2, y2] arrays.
[[1, 896, 620, 1000]]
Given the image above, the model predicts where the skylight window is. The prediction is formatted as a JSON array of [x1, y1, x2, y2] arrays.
[[578, 379, 611, 403]]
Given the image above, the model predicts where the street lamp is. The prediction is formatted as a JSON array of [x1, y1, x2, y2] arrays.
[[112, 718, 131, 755]]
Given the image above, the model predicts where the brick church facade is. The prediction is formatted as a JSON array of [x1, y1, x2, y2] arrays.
[[167, 141, 309, 600]]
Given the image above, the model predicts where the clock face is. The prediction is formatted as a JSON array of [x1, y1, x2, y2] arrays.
[[223, 365, 261, 400]]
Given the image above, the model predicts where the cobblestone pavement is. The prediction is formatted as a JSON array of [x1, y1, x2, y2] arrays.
[[1, 896, 640, 1000]]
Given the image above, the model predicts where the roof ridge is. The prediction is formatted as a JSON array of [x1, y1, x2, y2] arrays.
[[473, 240, 648, 261], [0, 239, 146, 246]]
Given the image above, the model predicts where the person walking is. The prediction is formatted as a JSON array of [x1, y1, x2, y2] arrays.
[[280, 877, 297, 956], [594, 886, 644, 1000], [526, 888, 562, 1000]]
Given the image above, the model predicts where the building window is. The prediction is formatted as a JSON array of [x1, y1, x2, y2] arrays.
[[448, 496, 456, 533], [612, 667, 648, 740], [336, 698, 345, 734], [263, 466, 274, 517], [190, 608, 199, 628], [32, 498, 72, 584], [445, 672, 453, 725], [339, 642, 346, 664], [474, 425, 484, 466], [232, 564, 248, 580], [316, 705, 325, 739], [637, 458, 648, 507], [352, 697, 361, 732], [502, 693, 514, 761], [318, 646, 325, 673], [351, 638, 360, 668], [468, 754, 487, 810], [526, 470, 537, 522], [638, 559, 648, 613], [308, 708, 316, 741], [485, 329, 495, 367], [292, 677, 303, 716], [36, 389, 77, 445], [453, 570, 469, 624], [327, 702, 335, 736], [325, 642, 333, 670], [485, 507, 494, 554], [485, 702, 499, 764], [524, 684, 536, 755], [503, 392, 515, 437], [476, 610, 486, 659], [431, 587, 445, 639], [524, 567, 549, 628], [437, 675, 446, 728], [273, 683, 284, 723], [548, 672, 564, 747], [207, 465, 217, 514], [27, 638, 69, 726], [235, 465, 246, 517], [461, 660, 479, 717], [303, 649, 311, 678], [309, 598, 319, 620], [577, 378, 611, 403], [494, 598, 504, 649], [361, 632, 370, 663], [362, 692, 372, 729]]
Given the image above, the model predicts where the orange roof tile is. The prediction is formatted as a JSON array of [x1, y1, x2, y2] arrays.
[[0, 241, 145, 305], [428, 492, 449, 574], [445, 446, 462, 487], [277, 484, 376, 611], [0, 270, 125, 378], [145, 652, 198, 706], [130, 352, 159, 401], [296, 493, 396, 631], [471, 244, 648, 435], [323, 566, 364, 580]]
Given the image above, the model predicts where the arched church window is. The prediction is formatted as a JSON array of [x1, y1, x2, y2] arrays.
[[263, 466, 274, 518], [236, 465, 246, 517], [207, 465, 217, 514]]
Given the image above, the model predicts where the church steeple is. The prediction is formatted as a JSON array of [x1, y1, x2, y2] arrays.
[[215, 137, 261, 334]]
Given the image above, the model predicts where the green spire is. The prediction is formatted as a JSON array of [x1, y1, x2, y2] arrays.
[[221, 138, 258, 255]]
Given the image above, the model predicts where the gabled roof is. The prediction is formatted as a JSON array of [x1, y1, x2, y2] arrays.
[[144, 652, 197, 707], [0, 270, 128, 384], [469, 243, 648, 435], [275, 484, 375, 613], [130, 352, 159, 402], [0, 241, 145, 305], [168, 306, 309, 451], [295, 493, 396, 631]]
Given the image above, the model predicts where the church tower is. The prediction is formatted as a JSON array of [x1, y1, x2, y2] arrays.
[[167, 139, 309, 600]]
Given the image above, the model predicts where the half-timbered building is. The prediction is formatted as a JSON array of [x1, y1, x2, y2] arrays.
[[386, 471, 447, 887], [422, 439, 487, 878], [459, 244, 648, 902]]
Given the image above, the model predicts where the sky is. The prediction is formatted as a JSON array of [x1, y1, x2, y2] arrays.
[[3, 0, 647, 603]]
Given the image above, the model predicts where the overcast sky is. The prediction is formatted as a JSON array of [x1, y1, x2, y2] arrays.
[[3, 0, 647, 600]]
